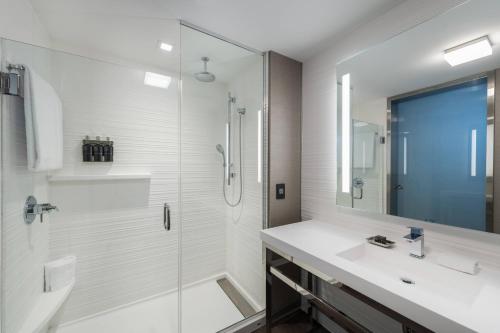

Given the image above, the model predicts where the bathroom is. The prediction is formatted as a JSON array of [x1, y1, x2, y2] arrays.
[[1, 0, 500, 332]]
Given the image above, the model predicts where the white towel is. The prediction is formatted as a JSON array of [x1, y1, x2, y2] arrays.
[[23, 67, 63, 171], [44, 256, 77, 292], [437, 253, 479, 275]]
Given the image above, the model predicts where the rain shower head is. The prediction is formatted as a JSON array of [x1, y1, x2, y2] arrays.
[[195, 57, 216, 83]]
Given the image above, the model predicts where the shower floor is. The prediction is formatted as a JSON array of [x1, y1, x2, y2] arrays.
[[58, 278, 246, 333]]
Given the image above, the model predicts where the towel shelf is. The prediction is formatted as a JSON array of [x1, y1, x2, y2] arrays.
[[48, 173, 152, 182]]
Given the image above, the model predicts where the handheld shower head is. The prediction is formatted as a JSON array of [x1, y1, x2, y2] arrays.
[[216, 144, 226, 166]]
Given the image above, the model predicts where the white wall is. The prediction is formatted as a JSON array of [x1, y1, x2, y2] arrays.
[[0, 1, 51, 332], [301, 1, 467, 332], [225, 58, 265, 310]]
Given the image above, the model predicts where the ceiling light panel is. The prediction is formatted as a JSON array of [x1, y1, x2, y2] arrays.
[[444, 36, 492, 66]]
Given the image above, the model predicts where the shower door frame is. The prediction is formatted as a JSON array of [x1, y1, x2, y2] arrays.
[[178, 20, 269, 333], [386, 72, 496, 232]]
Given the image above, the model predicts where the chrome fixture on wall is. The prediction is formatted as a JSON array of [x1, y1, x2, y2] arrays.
[[0, 64, 25, 97], [194, 57, 216, 83], [24, 195, 59, 224], [216, 93, 245, 207]]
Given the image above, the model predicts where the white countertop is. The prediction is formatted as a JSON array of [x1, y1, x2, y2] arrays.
[[261, 218, 500, 333]]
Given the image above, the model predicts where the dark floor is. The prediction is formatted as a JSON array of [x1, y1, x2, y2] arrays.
[[253, 312, 329, 333]]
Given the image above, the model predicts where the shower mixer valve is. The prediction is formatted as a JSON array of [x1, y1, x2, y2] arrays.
[[24, 195, 59, 224]]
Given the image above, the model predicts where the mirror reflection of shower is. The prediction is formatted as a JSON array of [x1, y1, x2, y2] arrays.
[[215, 93, 245, 207]]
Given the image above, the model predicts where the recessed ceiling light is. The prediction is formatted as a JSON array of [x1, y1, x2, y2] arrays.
[[159, 41, 173, 52], [444, 36, 492, 67], [144, 72, 171, 89]]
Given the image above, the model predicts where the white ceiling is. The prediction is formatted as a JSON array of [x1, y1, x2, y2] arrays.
[[30, 0, 405, 61]]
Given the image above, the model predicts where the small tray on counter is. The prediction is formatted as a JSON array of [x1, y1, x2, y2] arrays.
[[366, 235, 395, 248]]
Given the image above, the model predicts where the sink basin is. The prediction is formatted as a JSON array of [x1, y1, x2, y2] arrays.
[[337, 243, 483, 305]]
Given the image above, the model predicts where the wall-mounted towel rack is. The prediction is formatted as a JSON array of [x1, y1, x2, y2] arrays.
[[0, 63, 25, 97]]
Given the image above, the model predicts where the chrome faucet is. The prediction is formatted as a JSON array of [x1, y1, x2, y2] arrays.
[[24, 195, 59, 224], [403, 227, 425, 258]]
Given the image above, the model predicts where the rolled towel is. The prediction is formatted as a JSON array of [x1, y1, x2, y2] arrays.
[[437, 253, 479, 275], [44, 255, 77, 292]]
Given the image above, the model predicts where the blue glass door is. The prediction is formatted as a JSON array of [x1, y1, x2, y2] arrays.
[[390, 78, 488, 230]]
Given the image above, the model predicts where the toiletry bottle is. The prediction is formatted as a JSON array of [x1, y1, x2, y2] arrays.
[[82, 136, 91, 162], [94, 136, 103, 162], [109, 139, 114, 162], [103, 137, 111, 162]]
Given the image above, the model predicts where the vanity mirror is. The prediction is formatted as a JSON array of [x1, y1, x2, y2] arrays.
[[336, 0, 500, 233]]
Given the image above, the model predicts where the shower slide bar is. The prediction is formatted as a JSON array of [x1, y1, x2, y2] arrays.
[[0, 64, 25, 97]]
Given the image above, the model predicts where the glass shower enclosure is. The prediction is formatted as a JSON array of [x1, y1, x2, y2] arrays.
[[0, 18, 265, 333]]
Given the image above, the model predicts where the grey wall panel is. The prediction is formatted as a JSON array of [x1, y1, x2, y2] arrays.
[[268, 51, 302, 228], [494, 70, 500, 233]]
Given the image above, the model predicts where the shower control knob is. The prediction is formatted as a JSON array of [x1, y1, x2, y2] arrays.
[[24, 195, 59, 224]]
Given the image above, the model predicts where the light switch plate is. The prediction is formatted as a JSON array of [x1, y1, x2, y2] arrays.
[[276, 183, 285, 199]]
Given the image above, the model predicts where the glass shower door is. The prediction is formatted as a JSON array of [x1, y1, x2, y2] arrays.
[[179, 25, 265, 333], [1, 16, 181, 332]]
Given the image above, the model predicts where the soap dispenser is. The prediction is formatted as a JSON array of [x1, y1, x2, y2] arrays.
[[103, 137, 113, 162], [94, 136, 104, 162], [82, 136, 92, 162]]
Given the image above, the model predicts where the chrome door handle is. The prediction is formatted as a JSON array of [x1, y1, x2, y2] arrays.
[[164, 203, 170, 231]]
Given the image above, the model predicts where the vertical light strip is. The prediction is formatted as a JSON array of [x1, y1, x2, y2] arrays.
[[403, 136, 407, 175], [341, 73, 351, 193], [471, 129, 477, 177], [257, 110, 262, 183], [225, 122, 230, 180]]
